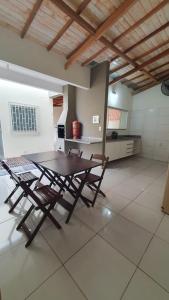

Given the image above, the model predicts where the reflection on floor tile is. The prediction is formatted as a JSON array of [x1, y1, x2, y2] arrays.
[[75, 204, 115, 232], [0, 157, 168, 300]]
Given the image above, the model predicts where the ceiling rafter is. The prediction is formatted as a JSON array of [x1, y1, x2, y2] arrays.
[[21, 0, 43, 38], [150, 61, 169, 73], [51, 0, 156, 82], [133, 72, 169, 94], [110, 38, 169, 74], [50, 0, 138, 66], [111, 20, 169, 63], [136, 66, 169, 84], [82, 0, 169, 66], [109, 48, 169, 85], [64, 0, 137, 69], [47, 0, 91, 51]]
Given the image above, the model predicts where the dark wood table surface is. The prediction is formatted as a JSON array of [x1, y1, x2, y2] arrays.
[[38, 156, 101, 177], [23, 150, 65, 163]]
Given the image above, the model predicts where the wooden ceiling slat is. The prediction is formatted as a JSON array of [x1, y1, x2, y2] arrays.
[[113, 0, 169, 44], [64, 0, 137, 69], [81, 46, 107, 66], [21, 0, 43, 38], [109, 47, 169, 85], [110, 38, 169, 74], [50, 0, 140, 68], [52, 0, 155, 82], [47, 0, 91, 51], [150, 61, 169, 73], [111, 20, 169, 63], [85, 0, 169, 65], [133, 71, 169, 94]]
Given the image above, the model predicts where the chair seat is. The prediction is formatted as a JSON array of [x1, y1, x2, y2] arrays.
[[34, 185, 61, 206], [76, 172, 101, 183], [18, 172, 38, 183]]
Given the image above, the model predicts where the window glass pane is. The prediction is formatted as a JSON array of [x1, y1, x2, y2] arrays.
[[107, 107, 128, 129]]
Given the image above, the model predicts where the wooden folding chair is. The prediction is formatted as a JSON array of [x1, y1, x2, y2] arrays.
[[75, 154, 109, 206], [1, 160, 38, 213], [15, 178, 63, 247], [68, 148, 83, 157]]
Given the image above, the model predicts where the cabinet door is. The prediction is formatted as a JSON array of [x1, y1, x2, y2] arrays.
[[105, 142, 120, 161], [120, 140, 134, 158]]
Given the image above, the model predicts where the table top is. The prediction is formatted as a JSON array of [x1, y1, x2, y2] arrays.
[[23, 151, 65, 163], [38, 156, 101, 177]]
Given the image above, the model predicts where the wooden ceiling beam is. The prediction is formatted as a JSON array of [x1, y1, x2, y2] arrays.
[[47, 0, 91, 51], [109, 48, 169, 85], [111, 20, 169, 63], [133, 73, 169, 94], [51, 0, 156, 82], [52, 0, 139, 68], [110, 38, 169, 74], [134, 66, 169, 84], [150, 61, 169, 73], [81, 46, 107, 66], [82, 0, 169, 66], [21, 0, 43, 38], [133, 82, 158, 94], [64, 0, 137, 68], [134, 77, 153, 85], [113, 0, 169, 44]]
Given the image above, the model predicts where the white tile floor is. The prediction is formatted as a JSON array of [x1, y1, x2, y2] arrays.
[[0, 156, 169, 299]]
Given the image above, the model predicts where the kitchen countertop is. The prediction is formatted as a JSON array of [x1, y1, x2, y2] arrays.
[[106, 135, 141, 142], [65, 137, 103, 144]]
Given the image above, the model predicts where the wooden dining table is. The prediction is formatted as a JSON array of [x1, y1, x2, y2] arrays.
[[24, 151, 101, 223]]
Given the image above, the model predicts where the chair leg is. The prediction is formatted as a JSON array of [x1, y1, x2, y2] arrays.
[[98, 189, 106, 197], [25, 213, 48, 248], [92, 182, 103, 207], [9, 192, 25, 213], [25, 204, 61, 247], [4, 185, 19, 204], [16, 205, 34, 230]]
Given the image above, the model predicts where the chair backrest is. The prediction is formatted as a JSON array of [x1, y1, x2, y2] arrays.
[[19, 180, 43, 208], [68, 148, 83, 158], [1, 160, 21, 184], [90, 154, 109, 178]]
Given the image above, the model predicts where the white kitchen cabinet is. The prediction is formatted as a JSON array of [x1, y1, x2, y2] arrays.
[[105, 141, 121, 161], [120, 140, 134, 158], [105, 139, 141, 161]]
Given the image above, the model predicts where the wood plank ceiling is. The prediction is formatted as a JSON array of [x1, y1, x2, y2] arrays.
[[0, 0, 169, 94]]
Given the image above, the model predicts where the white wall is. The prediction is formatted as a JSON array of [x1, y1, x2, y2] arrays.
[[0, 27, 90, 90], [53, 106, 63, 126], [107, 82, 132, 135], [0, 79, 54, 158], [129, 84, 169, 162]]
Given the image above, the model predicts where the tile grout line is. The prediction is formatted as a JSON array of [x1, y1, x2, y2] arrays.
[[24, 265, 63, 300], [63, 265, 89, 300]]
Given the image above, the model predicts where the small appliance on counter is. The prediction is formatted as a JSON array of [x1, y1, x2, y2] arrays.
[[111, 131, 118, 139]]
